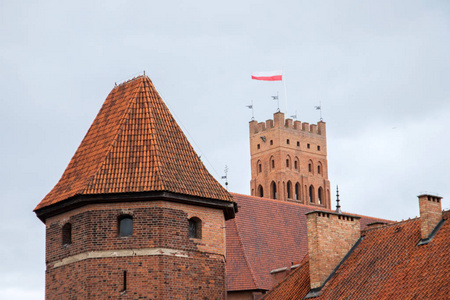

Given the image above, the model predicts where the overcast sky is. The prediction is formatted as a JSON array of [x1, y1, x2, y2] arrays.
[[1, 1, 450, 298]]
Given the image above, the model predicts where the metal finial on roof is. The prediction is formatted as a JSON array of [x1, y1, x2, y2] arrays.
[[336, 185, 342, 214]]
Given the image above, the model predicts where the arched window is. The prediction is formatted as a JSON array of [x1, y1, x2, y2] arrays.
[[118, 215, 133, 237], [270, 156, 275, 170], [317, 161, 323, 176], [258, 185, 264, 197], [295, 183, 300, 200], [309, 185, 314, 203], [271, 181, 277, 199], [318, 187, 323, 204], [286, 155, 291, 169], [189, 217, 202, 239], [286, 181, 292, 199], [294, 157, 299, 171], [257, 160, 262, 173], [308, 160, 313, 174], [62, 223, 72, 245]]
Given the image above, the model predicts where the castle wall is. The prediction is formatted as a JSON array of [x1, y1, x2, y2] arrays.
[[45, 201, 226, 299]]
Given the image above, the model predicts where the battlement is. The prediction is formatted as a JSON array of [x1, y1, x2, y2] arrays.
[[249, 112, 326, 135]]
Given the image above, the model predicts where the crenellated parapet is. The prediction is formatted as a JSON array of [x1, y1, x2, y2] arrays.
[[249, 112, 326, 136]]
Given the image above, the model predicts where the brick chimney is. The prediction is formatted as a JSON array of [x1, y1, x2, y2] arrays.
[[306, 211, 361, 289], [418, 194, 442, 240]]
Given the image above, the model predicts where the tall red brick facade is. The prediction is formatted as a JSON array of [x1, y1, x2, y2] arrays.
[[35, 76, 236, 299], [249, 112, 331, 208]]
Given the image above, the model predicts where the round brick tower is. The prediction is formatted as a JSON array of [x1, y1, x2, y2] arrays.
[[249, 112, 331, 208], [34, 76, 236, 299]]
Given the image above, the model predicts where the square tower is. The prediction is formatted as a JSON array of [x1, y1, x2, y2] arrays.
[[249, 112, 331, 209]]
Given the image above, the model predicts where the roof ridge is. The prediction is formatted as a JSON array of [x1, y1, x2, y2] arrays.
[[80, 78, 145, 195], [231, 193, 393, 223], [264, 254, 309, 298], [361, 216, 418, 234], [140, 78, 165, 190], [233, 218, 260, 289]]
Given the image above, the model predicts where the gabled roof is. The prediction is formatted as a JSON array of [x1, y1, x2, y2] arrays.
[[35, 76, 233, 213], [264, 210, 450, 299], [226, 193, 391, 292]]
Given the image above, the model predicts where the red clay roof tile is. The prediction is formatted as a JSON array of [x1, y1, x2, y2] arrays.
[[35, 76, 232, 211], [263, 210, 450, 299], [226, 193, 391, 292]]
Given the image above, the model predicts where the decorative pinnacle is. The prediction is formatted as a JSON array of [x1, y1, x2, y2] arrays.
[[336, 185, 342, 214]]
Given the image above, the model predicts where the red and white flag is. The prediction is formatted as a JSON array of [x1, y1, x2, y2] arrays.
[[251, 70, 283, 81]]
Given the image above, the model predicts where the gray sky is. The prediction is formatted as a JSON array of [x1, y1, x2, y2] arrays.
[[1, 1, 450, 298]]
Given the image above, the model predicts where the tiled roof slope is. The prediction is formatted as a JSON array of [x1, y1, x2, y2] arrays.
[[264, 255, 310, 300], [35, 76, 232, 211], [263, 210, 450, 299], [225, 193, 391, 292]]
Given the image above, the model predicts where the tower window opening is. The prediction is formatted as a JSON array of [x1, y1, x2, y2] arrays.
[[317, 145, 320, 151], [308, 163, 312, 173], [271, 159, 275, 169], [307, 144, 310, 149], [258, 185, 264, 197], [295, 183, 300, 200], [294, 160, 298, 170], [287, 181, 292, 199], [62, 223, 72, 245], [270, 140, 273, 145], [318, 187, 323, 204], [318, 165, 321, 174], [297, 141, 300, 147], [118, 215, 133, 237], [258, 163, 262, 173], [257, 144, 260, 149], [286, 159, 289, 168], [271, 181, 277, 199], [286, 139, 290, 144], [309, 185, 314, 203], [188, 217, 202, 239]]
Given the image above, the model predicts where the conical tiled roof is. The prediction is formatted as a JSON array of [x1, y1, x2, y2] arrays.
[[35, 76, 233, 211]]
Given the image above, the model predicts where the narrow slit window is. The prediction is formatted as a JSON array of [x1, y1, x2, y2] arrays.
[[62, 223, 72, 245], [121, 270, 127, 292], [286, 139, 290, 145]]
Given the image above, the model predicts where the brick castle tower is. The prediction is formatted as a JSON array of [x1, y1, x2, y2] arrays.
[[249, 111, 331, 208], [34, 76, 236, 299]]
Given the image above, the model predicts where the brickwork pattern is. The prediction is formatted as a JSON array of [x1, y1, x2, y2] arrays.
[[249, 112, 330, 208], [46, 255, 225, 299], [45, 201, 226, 299], [306, 212, 360, 288], [418, 194, 442, 239]]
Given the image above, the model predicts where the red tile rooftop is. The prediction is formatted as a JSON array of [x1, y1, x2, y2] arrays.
[[35, 76, 233, 213]]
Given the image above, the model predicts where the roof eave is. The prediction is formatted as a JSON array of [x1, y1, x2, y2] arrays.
[[34, 191, 237, 223]]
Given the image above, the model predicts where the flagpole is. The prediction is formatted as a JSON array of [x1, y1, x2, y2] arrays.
[[283, 70, 288, 116]]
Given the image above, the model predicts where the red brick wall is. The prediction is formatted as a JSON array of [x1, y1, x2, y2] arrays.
[[45, 200, 226, 299], [249, 112, 330, 208], [418, 194, 442, 239], [307, 212, 360, 289]]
